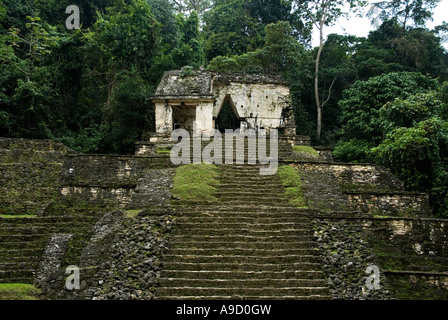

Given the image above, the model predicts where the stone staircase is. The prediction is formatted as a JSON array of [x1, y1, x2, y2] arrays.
[[0, 213, 103, 284], [156, 164, 331, 300]]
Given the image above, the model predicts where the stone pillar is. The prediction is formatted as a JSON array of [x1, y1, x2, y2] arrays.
[[155, 102, 173, 135], [195, 102, 214, 136]]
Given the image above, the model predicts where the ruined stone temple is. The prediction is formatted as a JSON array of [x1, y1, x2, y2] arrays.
[[150, 70, 296, 139], [1, 72, 448, 301]]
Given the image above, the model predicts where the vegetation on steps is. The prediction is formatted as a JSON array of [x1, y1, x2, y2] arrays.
[[0, 284, 40, 300], [172, 164, 221, 202], [292, 146, 320, 158], [277, 166, 307, 208]]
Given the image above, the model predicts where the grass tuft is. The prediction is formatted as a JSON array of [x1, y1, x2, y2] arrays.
[[172, 164, 220, 201], [292, 145, 319, 157], [277, 165, 307, 208], [0, 284, 41, 300]]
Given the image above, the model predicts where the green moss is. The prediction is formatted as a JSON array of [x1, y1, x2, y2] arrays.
[[125, 210, 141, 219], [292, 145, 319, 157], [277, 165, 307, 208], [156, 147, 171, 155], [0, 214, 37, 219], [0, 284, 41, 300], [172, 164, 221, 201]]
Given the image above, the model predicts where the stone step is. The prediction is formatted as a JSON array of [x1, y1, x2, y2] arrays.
[[217, 185, 286, 192], [169, 235, 314, 243], [174, 222, 312, 229], [0, 224, 93, 236], [170, 228, 313, 237], [161, 262, 321, 271], [0, 216, 99, 226], [173, 210, 311, 218], [167, 248, 320, 256], [169, 241, 317, 250], [216, 192, 287, 198], [0, 234, 50, 242], [173, 205, 310, 213], [0, 241, 45, 250], [174, 217, 312, 224], [0, 248, 44, 258], [159, 270, 327, 280], [0, 261, 38, 271], [163, 255, 321, 264], [0, 255, 38, 264], [0, 276, 34, 284], [155, 294, 331, 300], [216, 197, 292, 204], [0, 269, 35, 280], [158, 278, 328, 288], [155, 287, 330, 297]]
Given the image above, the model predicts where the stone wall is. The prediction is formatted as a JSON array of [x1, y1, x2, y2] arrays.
[[37, 208, 175, 300], [59, 154, 175, 209], [314, 214, 448, 300], [287, 160, 432, 216], [0, 138, 71, 216], [347, 192, 431, 216]]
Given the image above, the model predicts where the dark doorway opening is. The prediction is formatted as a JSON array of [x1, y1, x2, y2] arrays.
[[215, 99, 241, 133]]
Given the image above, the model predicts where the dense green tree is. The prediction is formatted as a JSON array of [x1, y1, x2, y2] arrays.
[[334, 72, 438, 162], [203, 0, 265, 61], [354, 20, 448, 81], [372, 92, 448, 217], [367, 0, 441, 30]]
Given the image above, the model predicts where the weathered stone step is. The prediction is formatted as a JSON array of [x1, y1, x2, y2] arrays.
[[174, 205, 310, 213], [0, 234, 49, 242], [0, 255, 38, 264], [174, 217, 312, 224], [0, 240, 45, 250], [163, 254, 321, 264], [0, 216, 100, 226], [0, 276, 34, 284], [174, 210, 311, 218], [169, 235, 314, 243], [167, 248, 319, 256], [155, 294, 331, 300], [155, 287, 330, 297], [216, 191, 286, 197], [158, 278, 327, 288], [217, 185, 286, 192], [0, 224, 93, 235], [173, 227, 313, 236], [174, 222, 312, 229], [0, 261, 38, 271], [0, 269, 35, 281], [217, 198, 292, 205], [161, 262, 321, 271], [170, 241, 317, 250], [159, 270, 327, 280], [0, 248, 43, 258]]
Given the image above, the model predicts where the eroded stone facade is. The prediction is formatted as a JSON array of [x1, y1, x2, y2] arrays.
[[151, 70, 296, 139]]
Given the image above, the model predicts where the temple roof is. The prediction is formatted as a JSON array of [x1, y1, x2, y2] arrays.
[[151, 70, 288, 101]]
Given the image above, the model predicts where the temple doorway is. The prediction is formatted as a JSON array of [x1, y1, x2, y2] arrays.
[[215, 99, 241, 133]]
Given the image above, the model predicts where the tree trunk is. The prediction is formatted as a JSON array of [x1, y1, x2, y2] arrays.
[[315, 17, 325, 141]]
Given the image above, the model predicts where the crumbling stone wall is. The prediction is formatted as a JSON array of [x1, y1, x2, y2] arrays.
[[37, 209, 175, 300], [0, 138, 71, 216], [288, 161, 432, 216], [314, 215, 448, 300], [59, 154, 175, 209]]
